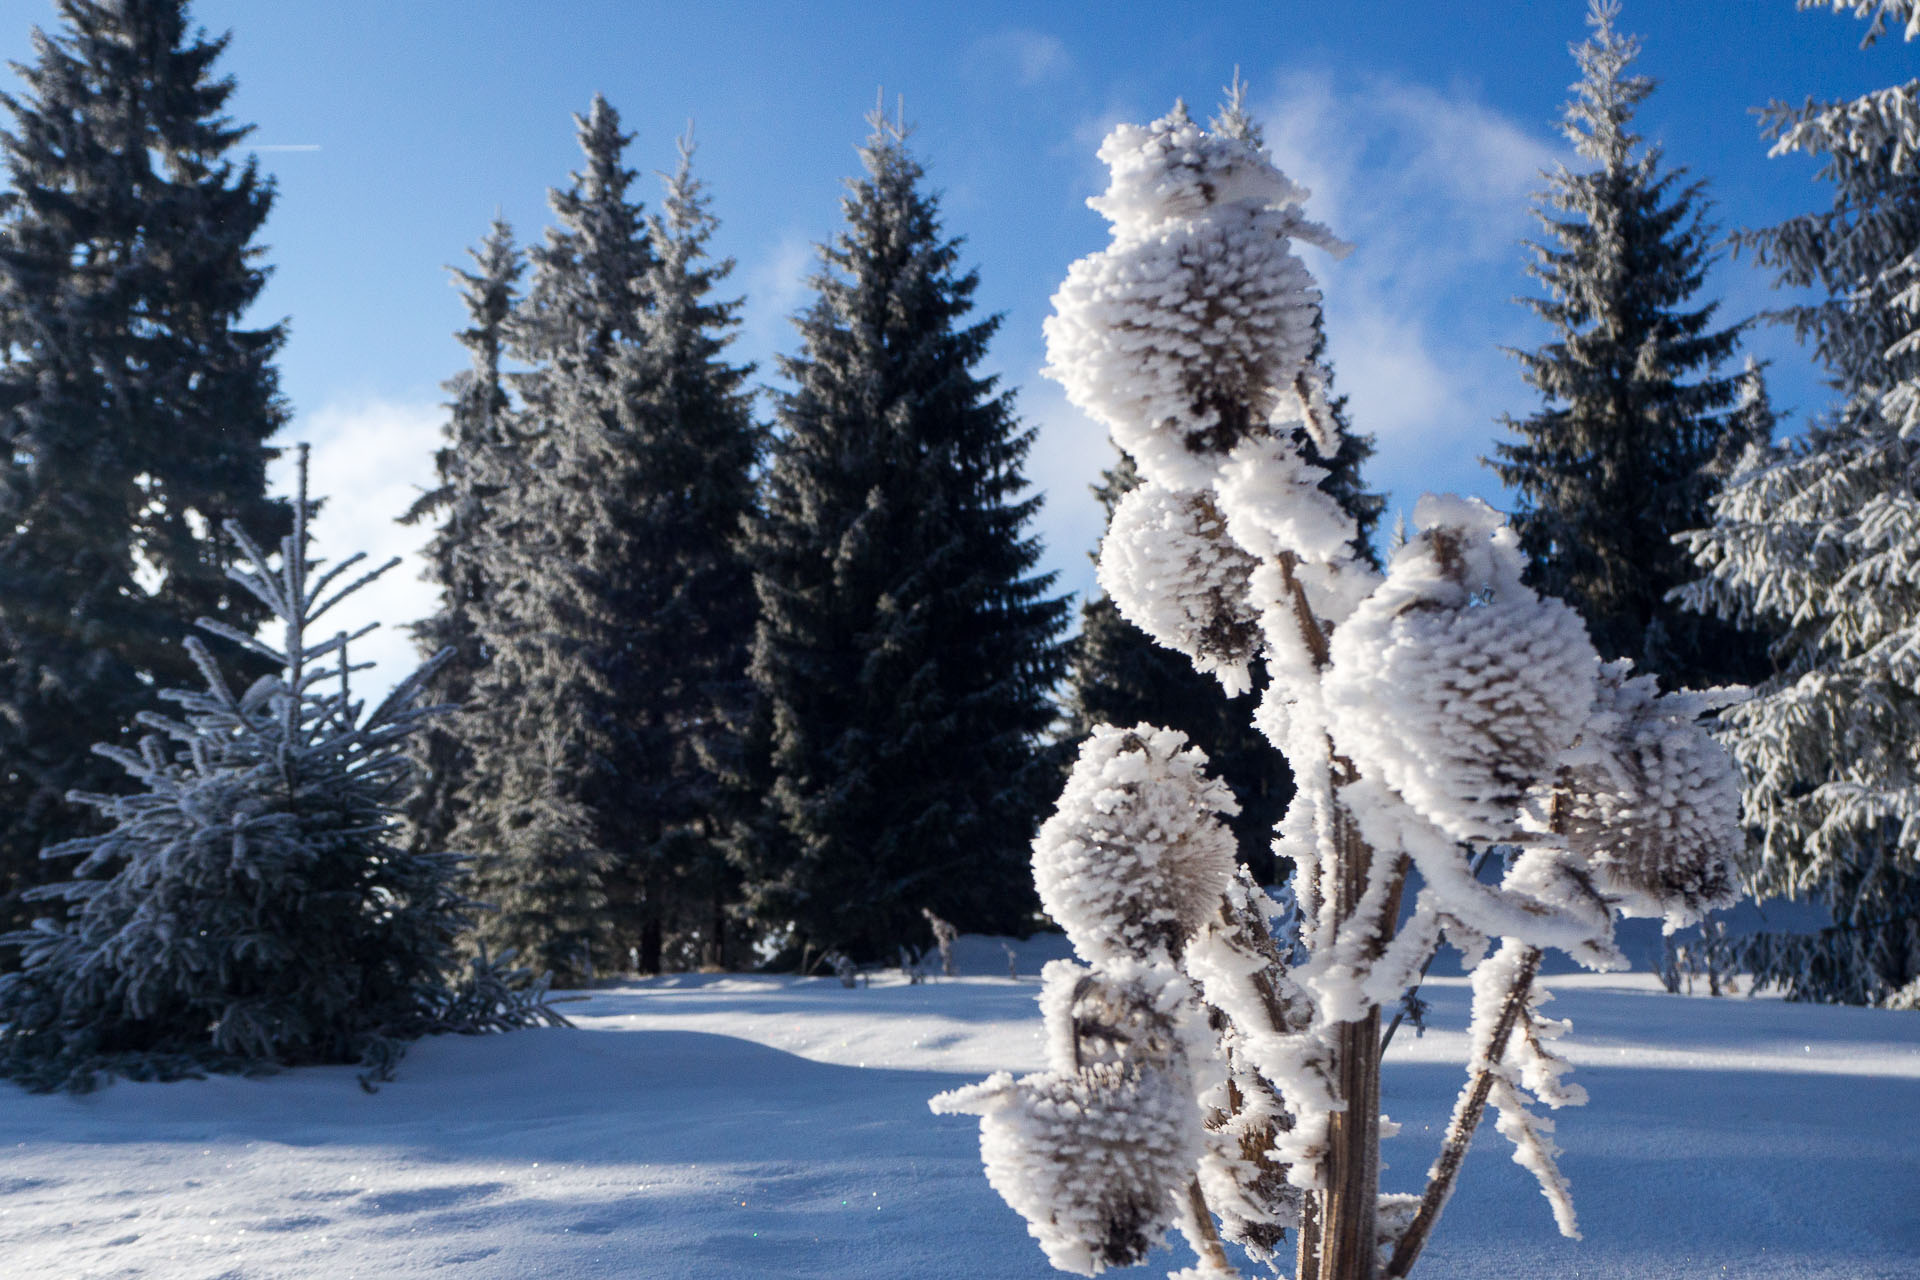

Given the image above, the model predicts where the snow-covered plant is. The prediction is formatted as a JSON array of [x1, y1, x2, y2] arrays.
[[1100, 487, 1265, 696], [0, 447, 564, 1094], [935, 96, 1742, 1280], [923, 908, 959, 977]]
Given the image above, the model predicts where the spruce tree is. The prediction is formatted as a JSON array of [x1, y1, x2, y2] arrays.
[[0, 0, 288, 933], [600, 131, 760, 973], [743, 109, 1070, 963], [1681, 0, 1920, 1007], [454, 105, 759, 980], [455, 95, 652, 985], [402, 219, 523, 865], [0, 448, 558, 1094], [1488, 0, 1760, 691]]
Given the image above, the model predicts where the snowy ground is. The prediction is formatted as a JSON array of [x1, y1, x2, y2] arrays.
[[3, 934, 1917, 1280]]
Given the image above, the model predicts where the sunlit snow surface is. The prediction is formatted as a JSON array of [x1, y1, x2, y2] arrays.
[[3, 934, 1917, 1279]]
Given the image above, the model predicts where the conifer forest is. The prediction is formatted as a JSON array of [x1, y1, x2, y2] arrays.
[[0, 3, 1917, 1279]]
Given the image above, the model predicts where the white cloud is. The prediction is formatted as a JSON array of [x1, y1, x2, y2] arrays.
[[1246, 70, 1567, 515], [972, 29, 1072, 88], [268, 397, 444, 704], [739, 229, 816, 377]]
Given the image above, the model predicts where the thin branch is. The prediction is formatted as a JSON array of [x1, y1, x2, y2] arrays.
[[1381, 945, 1543, 1279], [1381, 849, 1496, 1054], [1184, 1177, 1240, 1277], [1273, 550, 1332, 670]]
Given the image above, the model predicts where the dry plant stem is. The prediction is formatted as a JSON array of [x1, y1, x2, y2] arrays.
[[1295, 1195, 1323, 1280], [1186, 1178, 1240, 1276], [1381, 945, 1544, 1279], [1272, 549, 1404, 1280], [1381, 850, 1495, 1055]]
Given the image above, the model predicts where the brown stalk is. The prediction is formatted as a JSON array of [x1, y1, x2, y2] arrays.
[[1380, 945, 1542, 1279], [1185, 1177, 1239, 1277], [1295, 1195, 1323, 1280], [1269, 536, 1405, 1280]]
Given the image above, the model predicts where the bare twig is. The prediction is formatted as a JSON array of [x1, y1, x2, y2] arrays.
[[1185, 1177, 1240, 1276], [1381, 946, 1543, 1278]]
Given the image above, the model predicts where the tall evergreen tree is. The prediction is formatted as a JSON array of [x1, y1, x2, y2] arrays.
[[455, 95, 653, 985], [742, 109, 1070, 963], [402, 219, 523, 865], [1681, 0, 1920, 1007], [454, 104, 760, 980], [1487, 0, 1761, 691], [601, 132, 760, 973], [0, 0, 288, 933]]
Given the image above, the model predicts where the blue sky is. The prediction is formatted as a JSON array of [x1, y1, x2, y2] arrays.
[[5, 1, 1916, 695]]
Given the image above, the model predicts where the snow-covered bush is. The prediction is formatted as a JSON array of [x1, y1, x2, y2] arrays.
[[934, 99, 1741, 1280], [0, 448, 564, 1094]]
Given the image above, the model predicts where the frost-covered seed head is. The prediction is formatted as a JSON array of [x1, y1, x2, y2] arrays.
[[1039, 959, 1194, 1074], [930, 1058, 1199, 1276], [1099, 484, 1263, 696], [1325, 498, 1600, 843], [1034, 725, 1241, 964], [1045, 107, 1346, 492], [1553, 665, 1743, 930]]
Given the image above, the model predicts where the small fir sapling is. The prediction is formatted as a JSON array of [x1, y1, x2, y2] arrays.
[[900, 946, 929, 985], [0, 447, 563, 1093], [933, 97, 1742, 1280], [825, 951, 859, 989]]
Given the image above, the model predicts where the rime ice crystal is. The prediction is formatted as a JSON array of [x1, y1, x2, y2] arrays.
[[1555, 666, 1743, 931], [1325, 497, 1600, 845]]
